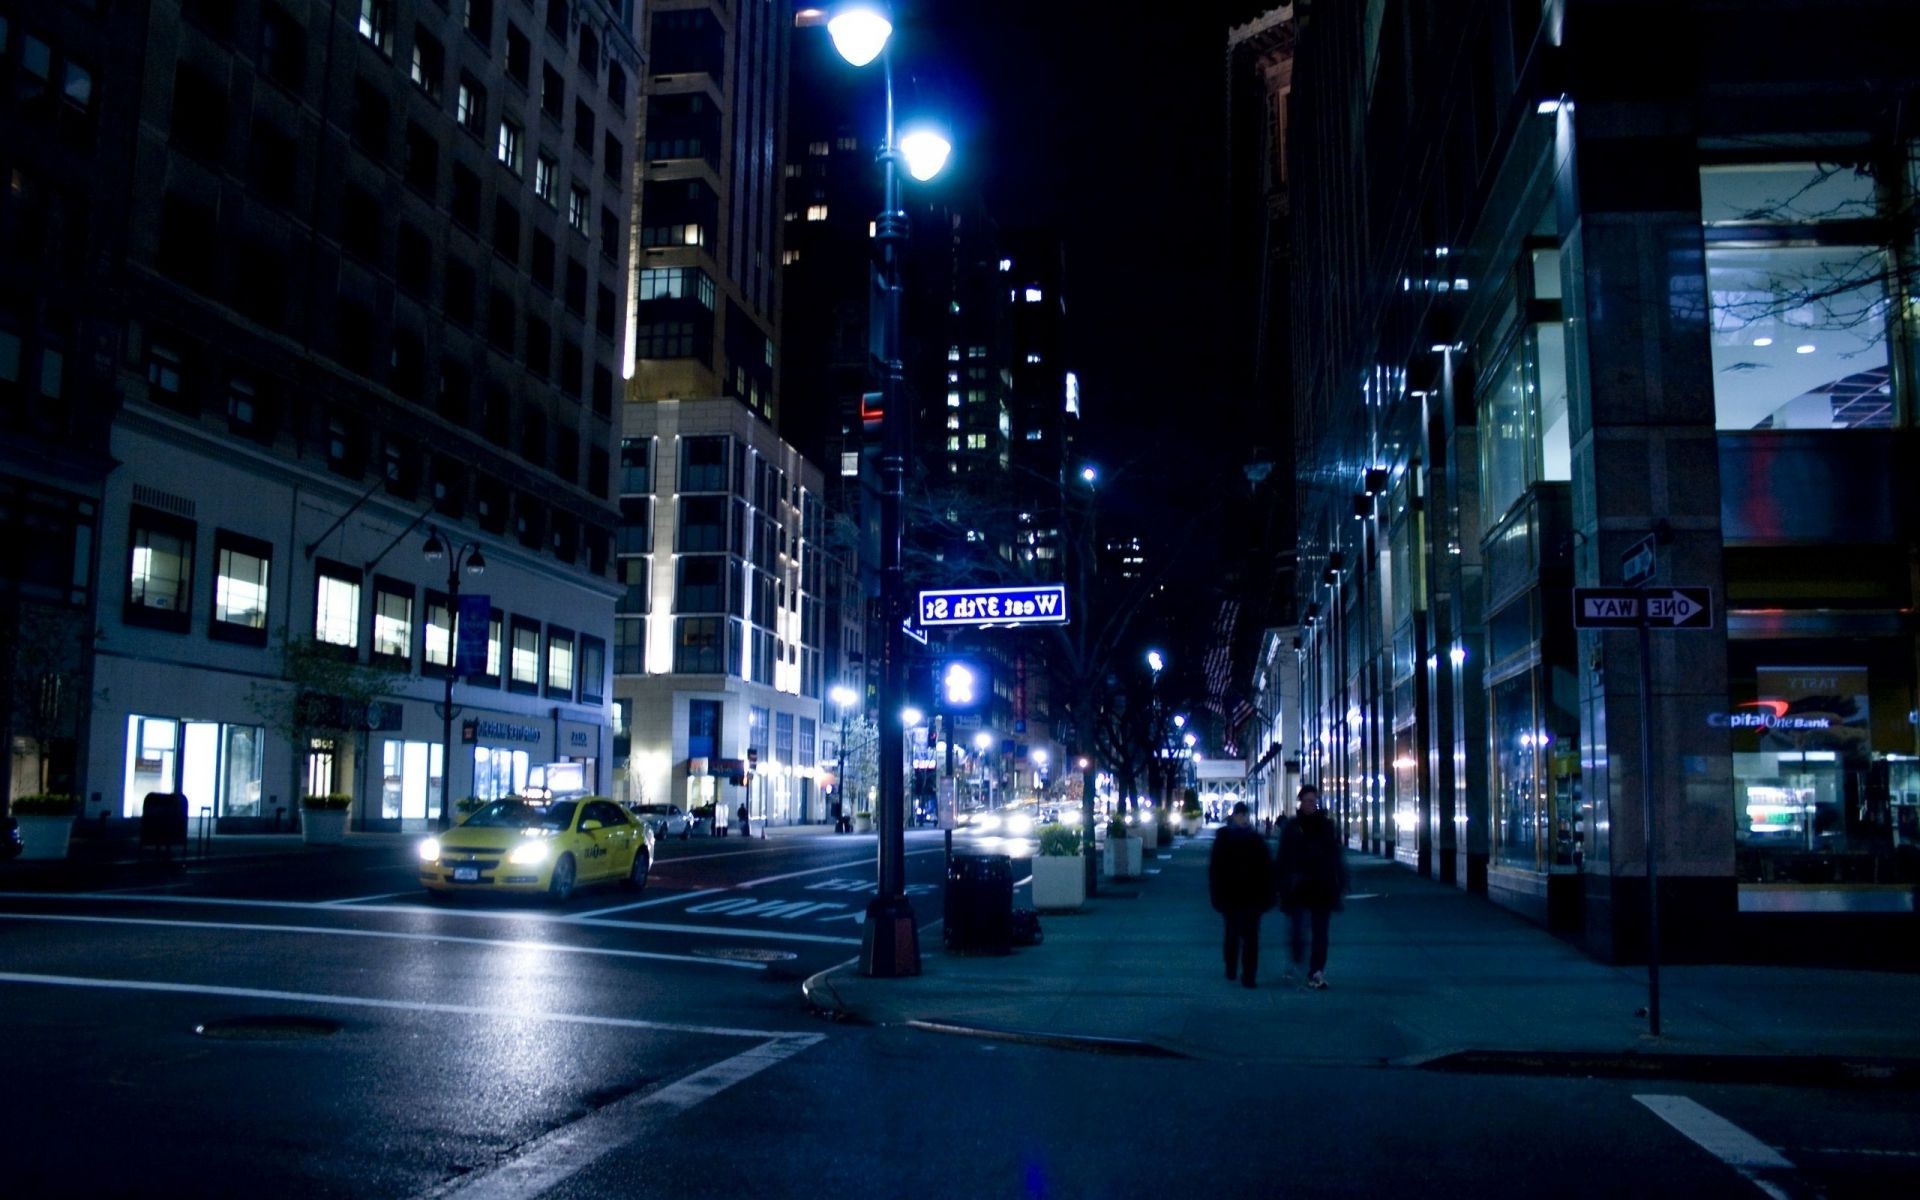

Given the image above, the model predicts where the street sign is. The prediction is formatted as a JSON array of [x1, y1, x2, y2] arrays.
[[1572, 587, 1643, 629], [1621, 534, 1657, 587], [917, 584, 1069, 628], [1573, 586, 1713, 630], [901, 615, 928, 646], [1644, 587, 1712, 629]]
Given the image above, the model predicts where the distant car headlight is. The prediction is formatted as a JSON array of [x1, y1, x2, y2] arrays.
[[418, 838, 441, 862], [1007, 813, 1033, 836], [509, 840, 551, 865], [975, 813, 1001, 833]]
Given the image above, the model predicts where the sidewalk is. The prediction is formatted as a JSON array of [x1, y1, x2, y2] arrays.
[[804, 829, 1920, 1077]]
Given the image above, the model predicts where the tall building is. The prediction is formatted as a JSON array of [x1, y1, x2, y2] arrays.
[[618, 1, 828, 822], [1279, 0, 1917, 960], [5, 0, 637, 827]]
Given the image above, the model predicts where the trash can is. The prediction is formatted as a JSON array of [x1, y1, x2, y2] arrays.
[[140, 791, 188, 855], [944, 853, 1013, 954]]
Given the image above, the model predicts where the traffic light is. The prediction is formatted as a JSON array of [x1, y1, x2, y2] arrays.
[[860, 390, 885, 434]]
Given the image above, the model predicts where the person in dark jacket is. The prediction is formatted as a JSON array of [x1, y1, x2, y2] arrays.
[[737, 800, 751, 838], [1208, 801, 1274, 988], [1276, 785, 1349, 988]]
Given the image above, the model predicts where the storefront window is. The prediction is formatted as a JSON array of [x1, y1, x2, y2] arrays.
[[1490, 673, 1541, 871], [221, 724, 264, 817], [471, 745, 529, 801], [1479, 325, 1571, 531], [382, 739, 444, 820], [122, 715, 264, 818]]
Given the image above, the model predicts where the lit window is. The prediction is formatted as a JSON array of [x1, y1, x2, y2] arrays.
[[682, 223, 703, 246], [1026, 353, 1042, 364], [534, 153, 557, 204], [357, 0, 394, 55], [1024, 428, 1043, 441], [946, 392, 960, 407], [946, 415, 960, 430], [547, 629, 575, 694], [1024, 286, 1043, 302], [496, 119, 522, 173], [511, 620, 540, 686], [425, 598, 453, 668], [214, 540, 270, 631], [782, 249, 800, 265], [967, 346, 986, 359], [836, 136, 858, 151], [809, 141, 829, 156], [946, 347, 960, 362], [945, 436, 959, 451], [457, 80, 484, 132], [840, 451, 858, 477], [569, 185, 590, 233], [373, 583, 413, 660], [965, 433, 986, 450], [806, 204, 828, 221], [314, 571, 361, 648], [411, 30, 443, 97], [998, 258, 1012, 272], [130, 519, 193, 617]]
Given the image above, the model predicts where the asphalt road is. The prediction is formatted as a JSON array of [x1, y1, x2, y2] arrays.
[[2, 830, 1915, 1198]]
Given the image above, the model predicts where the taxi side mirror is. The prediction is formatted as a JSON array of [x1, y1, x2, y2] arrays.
[[581, 819, 603, 831]]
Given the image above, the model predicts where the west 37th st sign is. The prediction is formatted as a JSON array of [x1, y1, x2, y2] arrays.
[[1571, 586, 1713, 630], [918, 585, 1069, 628]]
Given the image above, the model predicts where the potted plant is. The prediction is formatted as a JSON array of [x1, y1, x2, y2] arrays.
[[301, 793, 351, 845], [455, 796, 486, 819], [1102, 814, 1142, 879], [12, 793, 79, 860], [1030, 823, 1085, 910], [1181, 789, 1202, 835], [854, 808, 874, 834]]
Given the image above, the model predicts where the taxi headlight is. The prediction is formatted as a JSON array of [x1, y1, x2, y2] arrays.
[[417, 837, 441, 863], [1007, 813, 1034, 836], [509, 840, 551, 865], [975, 813, 1001, 833]]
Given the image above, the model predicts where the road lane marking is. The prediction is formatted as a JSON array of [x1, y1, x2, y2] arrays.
[[567, 888, 729, 918], [324, 892, 413, 905], [1634, 1094, 1799, 1200], [418, 1033, 824, 1200], [737, 847, 944, 889], [0, 971, 804, 1039], [0, 913, 767, 971]]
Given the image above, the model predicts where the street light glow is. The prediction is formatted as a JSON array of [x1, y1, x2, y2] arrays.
[[902, 706, 924, 728], [830, 684, 859, 709], [898, 127, 952, 181], [827, 4, 892, 66], [973, 731, 994, 752], [1081, 465, 1098, 484], [1146, 650, 1164, 673], [1173, 713, 1186, 728]]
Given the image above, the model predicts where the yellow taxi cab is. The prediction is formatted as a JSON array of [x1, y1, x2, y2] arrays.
[[418, 797, 655, 901]]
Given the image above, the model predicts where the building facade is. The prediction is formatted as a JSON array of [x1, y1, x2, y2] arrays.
[[7, 0, 636, 827], [1283, 0, 1917, 959]]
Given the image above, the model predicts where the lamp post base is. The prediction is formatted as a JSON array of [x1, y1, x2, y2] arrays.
[[859, 895, 921, 977]]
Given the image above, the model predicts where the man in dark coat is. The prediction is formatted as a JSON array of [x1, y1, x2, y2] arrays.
[[1277, 784, 1349, 989], [1208, 801, 1274, 988]]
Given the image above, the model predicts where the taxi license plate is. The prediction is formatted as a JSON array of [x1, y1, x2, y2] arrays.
[[453, 867, 479, 882]]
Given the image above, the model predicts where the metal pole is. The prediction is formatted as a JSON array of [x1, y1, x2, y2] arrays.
[[944, 712, 955, 871], [1638, 617, 1661, 1035], [861, 49, 919, 977], [438, 565, 457, 831]]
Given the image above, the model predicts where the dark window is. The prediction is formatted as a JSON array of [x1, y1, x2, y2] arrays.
[[676, 555, 725, 613], [634, 321, 694, 359], [564, 258, 587, 315], [492, 197, 520, 262], [560, 340, 583, 397], [542, 63, 564, 119], [464, 0, 493, 42], [530, 232, 556, 290], [225, 374, 275, 441], [546, 1, 569, 39], [606, 62, 627, 113], [486, 290, 514, 352], [677, 495, 726, 552], [431, 458, 465, 517], [515, 495, 544, 550], [157, 194, 218, 293], [350, 76, 389, 161], [451, 164, 481, 229], [396, 225, 431, 295], [599, 207, 619, 261], [403, 122, 439, 194], [335, 299, 375, 374], [382, 436, 420, 498], [326, 414, 366, 476], [260, 6, 307, 91], [476, 477, 508, 534], [595, 285, 616, 340], [438, 360, 470, 422], [681, 437, 728, 492], [555, 426, 579, 482], [687, 698, 720, 758], [603, 132, 622, 185], [482, 384, 511, 444], [578, 27, 599, 76], [525, 316, 551, 377], [186, 0, 238, 41], [391, 329, 426, 400], [573, 98, 595, 156], [521, 406, 547, 466], [126, 505, 195, 633], [340, 185, 381, 261], [248, 121, 298, 205], [505, 23, 531, 85], [144, 340, 190, 414], [588, 444, 609, 494], [410, 28, 444, 98], [674, 618, 728, 675], [592, 364, 612, 417], [578, 636, 606, 703], [445, 257, 476, 325], [170, 65, 227, 163]]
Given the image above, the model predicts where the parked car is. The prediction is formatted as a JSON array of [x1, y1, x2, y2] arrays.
[[626, 802, 692, 839], [418, 798, 654, 902]]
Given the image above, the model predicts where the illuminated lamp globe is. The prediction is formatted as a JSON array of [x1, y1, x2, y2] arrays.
[[898, 127, 952, 182], [827, 5, 892, 67]]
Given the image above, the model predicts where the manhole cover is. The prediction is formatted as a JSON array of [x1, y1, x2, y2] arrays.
[[195, 1015, 342, 1041], [692, 947, 799, 963]]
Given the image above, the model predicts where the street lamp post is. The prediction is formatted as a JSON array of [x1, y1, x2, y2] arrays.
[[424, 529, 485, 831], [829, 2, 951, 978], [830, 684, 858, 832]]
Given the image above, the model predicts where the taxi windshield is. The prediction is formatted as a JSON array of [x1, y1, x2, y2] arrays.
[[462, 800, 580, 830]]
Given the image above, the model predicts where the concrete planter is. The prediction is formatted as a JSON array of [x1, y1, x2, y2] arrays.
[[17, 814, 74, 860], [854, 812, 874, 834], [1103, 835, 1142, 879], [301, 808, 348, 846], [1030, 854, 1086, 911]]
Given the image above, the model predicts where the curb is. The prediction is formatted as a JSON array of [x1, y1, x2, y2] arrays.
[[903, 1019, 1187, 1058], [1416, 1048, 1920, 1090]]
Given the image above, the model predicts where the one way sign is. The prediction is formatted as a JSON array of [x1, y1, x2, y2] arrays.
[[1644, 587, 1712, 629], [1572, 586, 1713, 630]]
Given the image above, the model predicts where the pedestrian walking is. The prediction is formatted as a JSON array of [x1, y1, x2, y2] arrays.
[[713, 801, 728, 837], [737, 800, 751, 838], [1276, 784, 1348, 989], [1208, 801, 1274, 989]]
